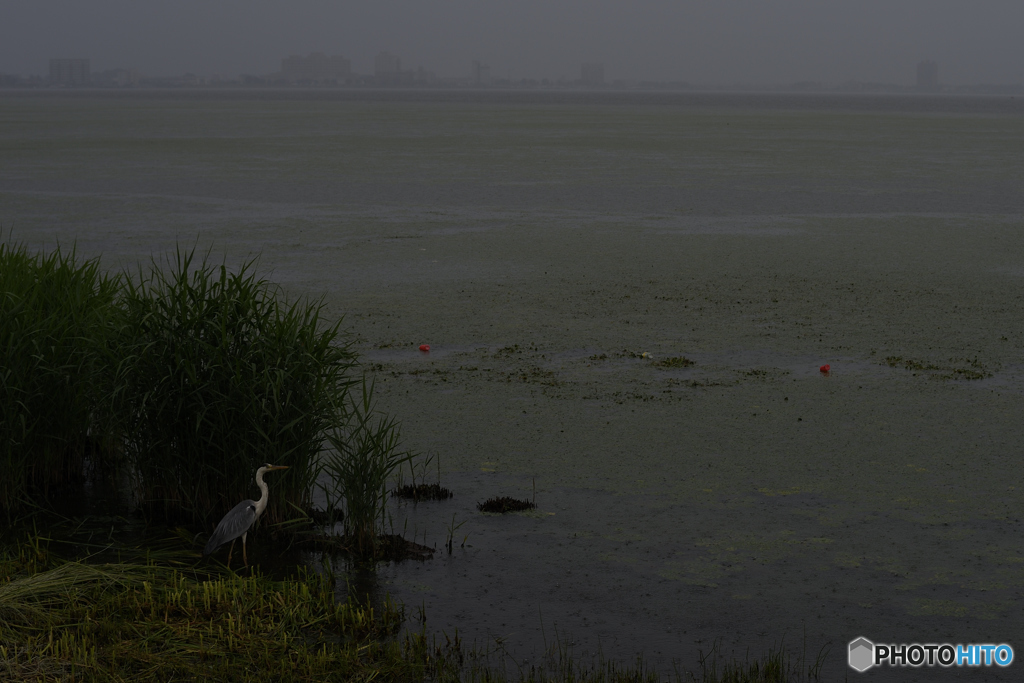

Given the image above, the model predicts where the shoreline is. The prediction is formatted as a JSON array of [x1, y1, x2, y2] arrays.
[[2, 86, 1023, 117]]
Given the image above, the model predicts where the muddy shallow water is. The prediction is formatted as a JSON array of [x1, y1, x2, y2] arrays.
[[3, 90, 1023, 681]]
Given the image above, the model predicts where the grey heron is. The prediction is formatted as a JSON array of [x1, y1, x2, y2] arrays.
[[203, 464, 289, 567]]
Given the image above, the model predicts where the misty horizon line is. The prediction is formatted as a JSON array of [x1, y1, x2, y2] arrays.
[[6, 59, 1024, 91]]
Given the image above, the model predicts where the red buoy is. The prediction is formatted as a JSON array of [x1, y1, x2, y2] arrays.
[[419, 344, 430, 352], [819, 364, 830, 374]]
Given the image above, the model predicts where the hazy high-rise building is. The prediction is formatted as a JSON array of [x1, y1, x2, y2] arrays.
[[415, 66, 437, 86], [375, 52, 401, 78], [93, 68, 142, 87], [581, 63, 605, 86], [281, 52, 351, 83], [916, 60, 938, 89], [471, 60, 491, 85], [49, 59, 90, 86]]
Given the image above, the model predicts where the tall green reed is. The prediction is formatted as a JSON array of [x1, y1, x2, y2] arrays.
[[118, 246, 358, 526], [2, 239, 413, 549], [0, 240, 120, 515], [322, 379, 414, 557]]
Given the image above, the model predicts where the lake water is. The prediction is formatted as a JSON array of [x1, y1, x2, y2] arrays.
[[2, 89, 1023, 681]]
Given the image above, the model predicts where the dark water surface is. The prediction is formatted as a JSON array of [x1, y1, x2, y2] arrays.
[[2, 90, 1023, 681]]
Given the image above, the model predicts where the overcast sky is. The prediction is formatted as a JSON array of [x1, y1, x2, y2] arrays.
[[3, 1, 1022, 85]]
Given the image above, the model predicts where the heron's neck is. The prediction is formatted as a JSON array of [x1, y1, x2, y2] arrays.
[[253, 470, 270, 520]]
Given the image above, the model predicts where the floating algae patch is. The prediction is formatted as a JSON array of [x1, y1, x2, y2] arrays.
[[654, 356, 695, 369], [884, 355, 992, 380], [757, 487, 802, 497], [908, 598, 973, 619]]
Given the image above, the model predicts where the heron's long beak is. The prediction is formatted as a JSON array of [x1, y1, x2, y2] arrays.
[[267, 465, 290, 471]]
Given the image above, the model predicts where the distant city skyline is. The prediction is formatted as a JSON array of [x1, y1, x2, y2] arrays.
[[6, 52, 1023, 95], [2, 1, 1023, 86], [48, 58, 90, 86]]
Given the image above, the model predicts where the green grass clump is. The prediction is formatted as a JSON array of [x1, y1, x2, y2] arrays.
[[321, 380, 415, 557], [117, 247, 359, 526], [0, 558, 414, 682], [0, 241, 121, 514]]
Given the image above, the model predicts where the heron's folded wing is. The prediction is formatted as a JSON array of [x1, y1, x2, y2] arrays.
[[203, 499, 257, 554]]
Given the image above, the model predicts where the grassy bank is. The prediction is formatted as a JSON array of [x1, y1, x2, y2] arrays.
[[0, 536, 418, 682], [0, 539, 824, 683]]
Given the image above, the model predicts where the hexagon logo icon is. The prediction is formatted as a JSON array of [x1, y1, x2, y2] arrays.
[[848, 637, 875, 672]]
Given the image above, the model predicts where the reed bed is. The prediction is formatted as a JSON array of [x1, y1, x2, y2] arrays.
[[0, 241, 121, 514], [321, 379, 416, 557], [2, 235, 428, 560], [118, 246, 358, 526]]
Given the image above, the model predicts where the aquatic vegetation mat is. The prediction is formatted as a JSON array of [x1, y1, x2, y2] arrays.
[[477, 497, 537, 513], [883, 355, 991, 380], [656, 356, 696, 369], [392, 483, 454, 501]]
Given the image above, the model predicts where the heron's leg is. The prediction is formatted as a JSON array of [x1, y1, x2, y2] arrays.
[[227, 539, 236, 568], [242, 531, 249, 567]]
